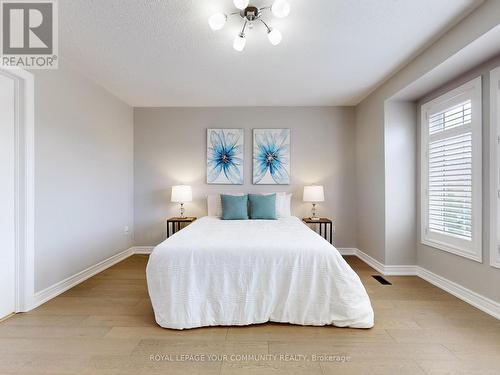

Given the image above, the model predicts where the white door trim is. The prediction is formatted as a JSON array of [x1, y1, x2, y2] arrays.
[[490, 67, 500, 269], [0, 68, 35, 312]]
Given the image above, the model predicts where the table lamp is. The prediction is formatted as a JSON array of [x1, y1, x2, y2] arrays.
[[171, 185, 192, 218], [303, 185, 324, 220]]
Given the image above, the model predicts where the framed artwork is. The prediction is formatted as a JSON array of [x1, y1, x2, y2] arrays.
[[207, 128, 244, 184], [253, 128, 290, 185]]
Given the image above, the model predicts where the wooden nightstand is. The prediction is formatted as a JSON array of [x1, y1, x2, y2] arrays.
[[166, 217, 196, 238], [303, 217, 333, 244]]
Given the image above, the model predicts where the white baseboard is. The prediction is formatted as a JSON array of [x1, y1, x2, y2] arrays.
[[31, 246, 156, 310], [341, 247, 498, 319], [337, 248, 357, 256], [383, 264, 418, 276], [30, 245, 499, 321], [416, 267, 500, 320], [341, 248, 417, 275], [32, 247, 134, 310], [353, 248, 386, 274], [132, 246, 154, 254]]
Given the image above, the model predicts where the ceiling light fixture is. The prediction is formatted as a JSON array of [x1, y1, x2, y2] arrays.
[[233, 0, 249, 10], [271, 0, 291, 18], [208, 13, 227, 31], [233, 31, 247, 52], [208, 0, 290, 52]]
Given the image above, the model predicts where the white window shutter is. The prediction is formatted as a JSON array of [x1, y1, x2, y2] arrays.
[[421, 77, 482, 262], [428, 130, 472, 240]]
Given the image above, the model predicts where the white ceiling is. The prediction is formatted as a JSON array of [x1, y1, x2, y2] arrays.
[[59, 0, 480, 107]]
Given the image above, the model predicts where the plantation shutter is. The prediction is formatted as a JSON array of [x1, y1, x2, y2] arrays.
[[421, 76, 482, 262], [427, 101, 472, 240]]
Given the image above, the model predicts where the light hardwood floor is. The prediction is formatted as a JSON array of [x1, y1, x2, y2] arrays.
[[1, 255, 499, 375]]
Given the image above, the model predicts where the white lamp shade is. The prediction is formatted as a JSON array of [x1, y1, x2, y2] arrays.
[[171, 185, 192, 203], [208, 13, 226, 31], [271, 0, 291, 18], [267, 28, 282, 46], [303, 186, 325, 202], [233, 0, 249, 10], [233, 34, 246, 51]]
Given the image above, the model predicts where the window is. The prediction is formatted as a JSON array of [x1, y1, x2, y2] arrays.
[[421, 77, 482, 262], [490, 67, 500, 269]]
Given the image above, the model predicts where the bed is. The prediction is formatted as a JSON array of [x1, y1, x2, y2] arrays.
[[146, 216, 374, 330]]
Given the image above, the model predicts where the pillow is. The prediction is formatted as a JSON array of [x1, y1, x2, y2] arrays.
[[258, 192, 291, 218], [207, 195, 221, 216], [276, 192, 292, 217], [207, 193, 244, 217], [248, 194, 277, 220], [221, 194, 249, 220]]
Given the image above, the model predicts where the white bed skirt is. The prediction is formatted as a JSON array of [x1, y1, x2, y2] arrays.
[[146, 216, 374, 329]]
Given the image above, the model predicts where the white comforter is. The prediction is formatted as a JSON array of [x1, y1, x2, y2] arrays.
[[146, 216, 374, 329]]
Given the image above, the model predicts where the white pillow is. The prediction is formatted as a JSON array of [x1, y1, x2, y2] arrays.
[[207, 193, 244, 217], [276, 192, 292, 218], [207, 195, 221, 217], [260, 192, 292, 218]]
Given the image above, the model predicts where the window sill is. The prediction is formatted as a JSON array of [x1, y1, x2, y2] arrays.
[[491, 250, 500, 269], [421, 237, 482, 263]]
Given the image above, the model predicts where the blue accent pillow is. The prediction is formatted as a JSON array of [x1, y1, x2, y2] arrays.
[[221, 194, 249, 220], [248, 194, 277, 220]]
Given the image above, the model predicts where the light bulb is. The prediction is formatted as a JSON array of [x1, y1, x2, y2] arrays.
[[233, 34, 246, 52], [208, 13, 226, 31], [267, 28, 282, 46], [271, 0, 290, 18], [233, 0, 249, 10]]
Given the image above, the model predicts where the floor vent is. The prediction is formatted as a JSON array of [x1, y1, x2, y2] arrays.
[[372, 275, 392, 285]]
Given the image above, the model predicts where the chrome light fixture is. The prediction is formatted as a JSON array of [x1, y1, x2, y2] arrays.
[[208, 0, 290, 52]]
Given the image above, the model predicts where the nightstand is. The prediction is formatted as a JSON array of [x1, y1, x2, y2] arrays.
[[166, 217, 196, 238], [303, 217, 333, 244]]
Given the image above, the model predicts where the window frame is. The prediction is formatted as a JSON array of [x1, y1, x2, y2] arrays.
[[420, 76, 482, 262], [490, 67, 500, 269]]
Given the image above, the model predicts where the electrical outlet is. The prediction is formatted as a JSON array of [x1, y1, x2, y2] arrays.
[[124, 226, 130, 235]]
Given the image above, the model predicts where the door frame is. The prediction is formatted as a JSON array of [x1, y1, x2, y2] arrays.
[[0, 67, 35, 312]]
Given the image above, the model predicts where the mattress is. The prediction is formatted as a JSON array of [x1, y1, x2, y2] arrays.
[[146, 216, 374, 329]]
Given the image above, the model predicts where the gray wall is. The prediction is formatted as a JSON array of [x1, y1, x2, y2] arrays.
[[355, 0, 500, 303], [355, 0, 500, 264], [34, 66, 134, 292], [355, 99, 387, 263], [384, 101, 417, 266], [417, 55, 500, 302], [134, 107, 356, 247]]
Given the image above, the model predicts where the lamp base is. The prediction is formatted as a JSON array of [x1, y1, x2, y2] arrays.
[[309, 217, 321, 221], [311, 203, 318, 220]]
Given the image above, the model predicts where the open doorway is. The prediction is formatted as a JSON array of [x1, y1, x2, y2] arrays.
[[0, 68, 35, 316], [0, 72, 16, 318]]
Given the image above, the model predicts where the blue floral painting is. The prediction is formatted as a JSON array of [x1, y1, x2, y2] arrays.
[[207, 129, 244, 184], [253, 129, 290, 185]]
